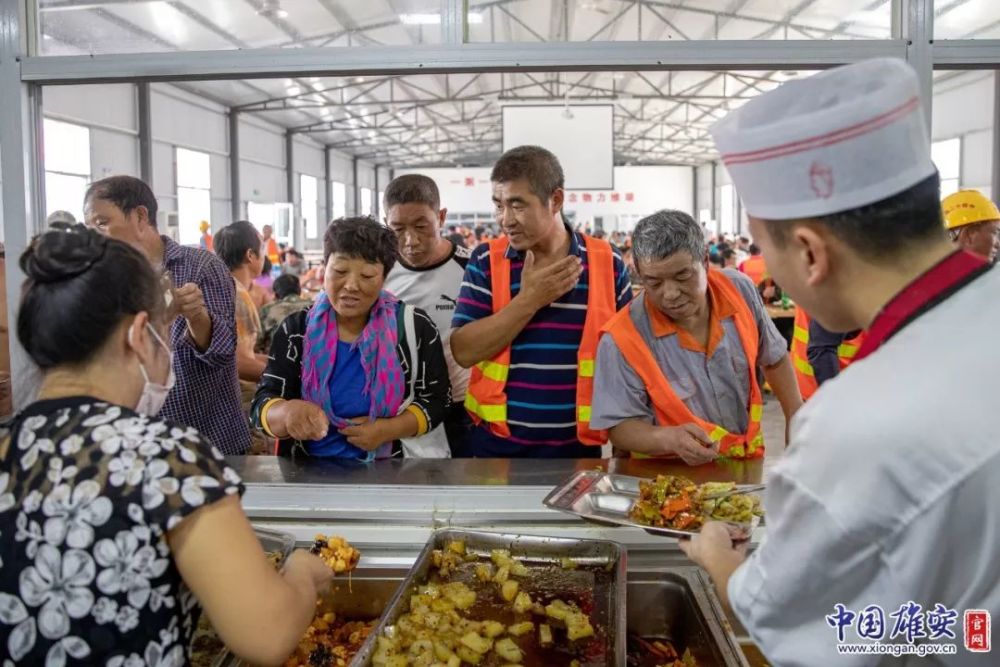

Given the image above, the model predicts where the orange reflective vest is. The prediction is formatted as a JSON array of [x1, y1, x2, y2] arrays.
[[600, 270, 765, 459], [464, 235, 617, 446], [791, 308, 865, 401], [265, 237, 280, 265], [739, 255, 768, 287]]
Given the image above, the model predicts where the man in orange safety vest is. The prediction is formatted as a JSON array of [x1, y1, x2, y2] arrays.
[[591, 210, 802, 464]]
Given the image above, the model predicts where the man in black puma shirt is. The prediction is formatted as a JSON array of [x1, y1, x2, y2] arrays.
[[383, 175, 473, 457]]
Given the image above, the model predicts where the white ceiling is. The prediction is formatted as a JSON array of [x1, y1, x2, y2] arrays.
[[36, 0, 994, 167]]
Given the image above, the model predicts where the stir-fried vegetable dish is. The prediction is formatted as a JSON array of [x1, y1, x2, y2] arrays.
[[628, 476, 762, 531]]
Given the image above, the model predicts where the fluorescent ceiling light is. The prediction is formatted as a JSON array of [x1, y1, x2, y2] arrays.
[[400, 12, 483, 25], [286, 86, 301, 96]]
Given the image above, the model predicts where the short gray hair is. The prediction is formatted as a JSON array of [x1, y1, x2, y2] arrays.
[[632, 210, 705, 264]]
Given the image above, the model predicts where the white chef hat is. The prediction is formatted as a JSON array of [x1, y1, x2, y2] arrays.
[[710, 58, 936, 221]]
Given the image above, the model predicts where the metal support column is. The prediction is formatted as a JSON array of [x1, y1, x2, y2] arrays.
[[374, 166, 381, 219], [898, 0, 934, 135], [352, 157, 360, 216], [691, 166, 698, 219], [1, 0, 45, 410], [285, 132, 295, 243], [710, 162, 718, 236], [324, 146, 333, 225], [285, 131, 295, 204], [993, 71, 1000, 203], [229, 109, 241, 222], [137, 82, 153, 184], [442, 0, 467, 45]]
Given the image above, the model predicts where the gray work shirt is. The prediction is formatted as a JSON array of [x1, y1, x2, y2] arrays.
[[591, 269, 787, 433]]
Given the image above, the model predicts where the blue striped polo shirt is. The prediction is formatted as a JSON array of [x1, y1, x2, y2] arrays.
[[452, 227, 632, 455]]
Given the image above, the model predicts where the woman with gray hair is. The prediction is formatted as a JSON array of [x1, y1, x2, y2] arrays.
[[591, 209, 801, 463]]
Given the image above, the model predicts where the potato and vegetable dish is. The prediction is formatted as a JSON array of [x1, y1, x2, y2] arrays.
[[628, 476, 762, 531], [627, 635, 697, 667], [311, 534, 362, 574], [372, 540, 603, 666], [283, 613, 376, 667]]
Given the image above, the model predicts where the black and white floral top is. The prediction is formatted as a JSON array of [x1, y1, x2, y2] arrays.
[[0, 397, 244, 666]]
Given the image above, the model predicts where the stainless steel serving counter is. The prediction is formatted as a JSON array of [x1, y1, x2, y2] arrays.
[[231, 456, 766, 568]]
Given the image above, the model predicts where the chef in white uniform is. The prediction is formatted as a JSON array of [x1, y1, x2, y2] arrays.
[[680, 58, 999, 666]]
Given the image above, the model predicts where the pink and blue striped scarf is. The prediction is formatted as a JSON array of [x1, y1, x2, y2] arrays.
[[301, 290, 405, 458]]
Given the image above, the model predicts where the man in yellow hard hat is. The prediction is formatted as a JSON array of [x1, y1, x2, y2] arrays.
[[943, 189, 1000, 262], [199, 220, 214, 252]]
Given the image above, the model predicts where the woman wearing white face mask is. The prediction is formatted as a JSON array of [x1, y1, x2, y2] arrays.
[[0, 228, 332, 666]]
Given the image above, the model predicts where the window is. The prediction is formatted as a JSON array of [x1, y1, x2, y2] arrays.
[[247, 202, 274, 232], [248, 202, 294, 247], [377, 190, 385, 219], [332, 181, 347, 220], [301, 174, 319, 239], [360, 187, 373, 216], [176, 147, 211, 246], [932, 138, 961, 197], [43, 119, 90, 222]]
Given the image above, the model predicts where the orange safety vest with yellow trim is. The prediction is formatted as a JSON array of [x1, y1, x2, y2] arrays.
[[464, 235, 617, 446], [600, 270, 765, 459], [265, 237, 280, 265], [739, 255, 768, 287], [791, 307, 865, 401]]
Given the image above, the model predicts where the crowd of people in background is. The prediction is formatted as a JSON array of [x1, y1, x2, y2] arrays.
[[28, 169, 994, 464]]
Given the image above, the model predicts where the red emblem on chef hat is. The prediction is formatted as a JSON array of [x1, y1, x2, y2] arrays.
[[810, 161, 835, 199]]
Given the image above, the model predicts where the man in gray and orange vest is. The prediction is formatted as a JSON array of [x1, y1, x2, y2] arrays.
[[591, 210, 802, 464]]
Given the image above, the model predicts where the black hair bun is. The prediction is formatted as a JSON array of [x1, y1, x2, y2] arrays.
[[21, 226, 108, 284]]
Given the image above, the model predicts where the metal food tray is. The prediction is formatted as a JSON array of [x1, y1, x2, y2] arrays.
[[543, 470, 761, 539], [627, 568, 750, 666], [254, 526, 297, 566], [352, 528, 628, 667]]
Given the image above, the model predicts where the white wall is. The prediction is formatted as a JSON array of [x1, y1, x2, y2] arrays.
[[328, 149, 355, 218], [292, 135, 326, 251], [239, 116, 287, 210], [151, 85, 232, 228], [695, 163, 714, 225], [41, 82, 366, 249], [933, 71, 994, 197], [43, 83, 140, 189], [397, 165, 694, 233]]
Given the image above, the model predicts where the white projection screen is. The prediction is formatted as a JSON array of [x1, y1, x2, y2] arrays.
[[502, 105, 614, 190]]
